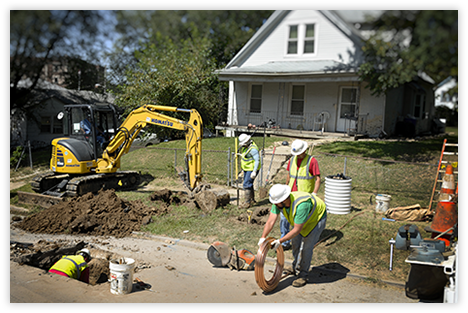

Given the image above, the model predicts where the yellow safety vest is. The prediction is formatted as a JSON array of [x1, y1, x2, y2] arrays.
[[240, 142, 261, 171], [288, 155, 316, 193], [282, 191, 326, 237], [49, 255, 88, 280]]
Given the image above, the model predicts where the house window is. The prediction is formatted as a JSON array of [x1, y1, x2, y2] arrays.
[[40, 116, 51, 133], [287, 25, 298, 54], [304, 24, 315, 54], [287, 23, 316, 55], [250, 84, 262, 113], [340, 87, 358, 118], [291, 85, 305, 116], [441, 92, 451, 103]]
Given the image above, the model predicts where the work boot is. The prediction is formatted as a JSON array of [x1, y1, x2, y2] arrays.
[[292, 277, 308, 287], [239, 189, 253, 209], [249, 187, 256, 204]]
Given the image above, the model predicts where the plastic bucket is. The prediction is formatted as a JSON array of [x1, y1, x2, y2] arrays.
[[325, 175, 352, 215], [375, 194, 391, 213], [110, 258, 135, 295]]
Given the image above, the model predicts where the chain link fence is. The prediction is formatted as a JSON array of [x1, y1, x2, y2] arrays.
[[139, 146, 440, 209], [313, 152, 439, 208]]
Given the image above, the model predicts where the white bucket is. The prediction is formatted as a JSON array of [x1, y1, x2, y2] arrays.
[[109, 258, 135, 295], [375, 194, 391, 213], [325, 175, 352, 215]]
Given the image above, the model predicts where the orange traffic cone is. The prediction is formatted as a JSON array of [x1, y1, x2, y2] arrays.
[[440, 164, 455, 194], [431, 201, 457, 233], [428, 200, 457, 247]]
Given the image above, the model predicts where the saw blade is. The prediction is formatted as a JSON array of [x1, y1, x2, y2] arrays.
[[207, 242, 231, 266], [207, 245, 224, 267]]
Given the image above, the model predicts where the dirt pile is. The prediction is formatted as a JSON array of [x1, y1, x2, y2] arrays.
[[10, 239, 86, 270], [150, 184, 230, 214], [15, 185, 231, 239], [16, 189, 168, 238]]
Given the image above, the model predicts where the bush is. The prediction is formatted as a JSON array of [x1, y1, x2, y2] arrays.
[[10, 146, 25, 168]]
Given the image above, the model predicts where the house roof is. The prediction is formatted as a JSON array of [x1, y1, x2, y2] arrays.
[[217, 60, 359, 79], [16, 78, 115, 108]]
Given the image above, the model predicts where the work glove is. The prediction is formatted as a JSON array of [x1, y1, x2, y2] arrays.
[[258, 238, 266, 247], [250, 171, 257, 179], [271, 239, 281, 251], [312, 193, 317, 196]]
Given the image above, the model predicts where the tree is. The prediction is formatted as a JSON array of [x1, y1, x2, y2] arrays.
[[358, 10, 458, 96], [115, 30, 219, 140], [10, 10, 111, 110], [105, 10, 273, 125]]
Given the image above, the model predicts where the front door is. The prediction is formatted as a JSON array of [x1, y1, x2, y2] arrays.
[[336, 86, 359, 133]]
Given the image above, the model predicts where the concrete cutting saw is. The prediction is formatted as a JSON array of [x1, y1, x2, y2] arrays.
[[207, 241, 255, 271]]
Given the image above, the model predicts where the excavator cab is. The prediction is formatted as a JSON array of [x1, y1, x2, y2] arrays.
[[49, 103, 120, 177], [64, 104, 118, 160]]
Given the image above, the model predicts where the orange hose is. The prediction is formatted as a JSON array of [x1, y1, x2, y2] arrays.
[[254, 237, 284, 293]]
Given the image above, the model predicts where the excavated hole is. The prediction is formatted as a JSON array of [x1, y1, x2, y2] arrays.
[[9, 239, 151, 286]]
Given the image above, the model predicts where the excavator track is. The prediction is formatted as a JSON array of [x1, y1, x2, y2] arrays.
[[65, 171, 140, 197], [24, 171, 140, 203], [30, 171, 65, 194]]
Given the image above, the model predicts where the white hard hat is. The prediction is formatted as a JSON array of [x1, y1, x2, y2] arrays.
[[238, 133, 251, 146], [291, 140, 308, 156], [269, 184, 291, 204], [77, 248, 91, 260]]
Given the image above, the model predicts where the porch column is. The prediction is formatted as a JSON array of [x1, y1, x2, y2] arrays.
[[226, 80, 238, 137]]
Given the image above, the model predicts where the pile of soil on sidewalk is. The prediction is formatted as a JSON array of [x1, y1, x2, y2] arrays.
[[15, 189, 170, 238]]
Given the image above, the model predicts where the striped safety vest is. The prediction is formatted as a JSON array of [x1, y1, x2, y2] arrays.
[[240, 142, 261, 171], [49, 255, 88, 280], [288, 155, 316, 193], [282, 191, 326, 237]]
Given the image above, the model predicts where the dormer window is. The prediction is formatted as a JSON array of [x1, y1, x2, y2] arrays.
[[287, 25, 298, 54], [287, 23, 316, 55], [304, 24, 315, 53]]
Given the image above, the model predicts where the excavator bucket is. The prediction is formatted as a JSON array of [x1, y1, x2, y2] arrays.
[[175, 166, 191, 191], [16, 191, 65, 208]]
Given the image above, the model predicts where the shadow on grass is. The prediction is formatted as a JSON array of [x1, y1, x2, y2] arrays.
[[319, 229, 344, 246]]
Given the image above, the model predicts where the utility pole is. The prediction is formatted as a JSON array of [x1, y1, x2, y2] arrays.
[[78, 70, 81, 91]]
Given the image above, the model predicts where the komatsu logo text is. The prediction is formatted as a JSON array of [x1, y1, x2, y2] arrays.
[[150, 118, 173, 127]]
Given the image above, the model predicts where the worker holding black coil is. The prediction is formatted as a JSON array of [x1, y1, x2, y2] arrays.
[[258, 184, 327, 288]]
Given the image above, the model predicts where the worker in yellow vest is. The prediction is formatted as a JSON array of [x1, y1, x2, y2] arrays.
[[281, 140, 321, 250], [49, 248, 91, 283], [238, 133, 261, 208], [258, 184, 327, 287]]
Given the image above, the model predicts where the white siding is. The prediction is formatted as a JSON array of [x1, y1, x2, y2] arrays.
[[242, 10, 362, 67]]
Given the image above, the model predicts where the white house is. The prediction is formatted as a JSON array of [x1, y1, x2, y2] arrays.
[[216, 10, 436, 138], [434, 76, 457, 110]]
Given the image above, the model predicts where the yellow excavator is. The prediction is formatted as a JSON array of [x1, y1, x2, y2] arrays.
[[29, 103, 203, 198]]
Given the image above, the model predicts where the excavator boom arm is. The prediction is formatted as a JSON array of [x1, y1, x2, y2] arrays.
[[96, 105, 203, 190]]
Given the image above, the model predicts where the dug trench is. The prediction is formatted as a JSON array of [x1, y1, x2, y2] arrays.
[[10, 186, 270, 286]]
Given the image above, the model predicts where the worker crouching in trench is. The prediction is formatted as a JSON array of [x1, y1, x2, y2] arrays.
[[258, 184, 327, 287], [49, 249, 91, 284]]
